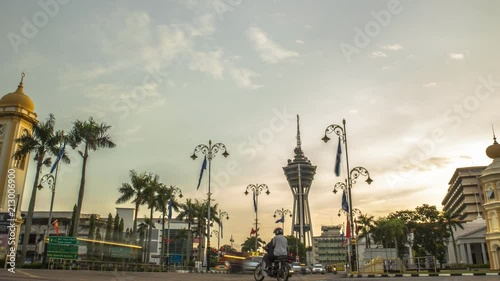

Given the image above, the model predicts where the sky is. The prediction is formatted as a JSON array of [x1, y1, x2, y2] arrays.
[[1, 0, 499, 248]]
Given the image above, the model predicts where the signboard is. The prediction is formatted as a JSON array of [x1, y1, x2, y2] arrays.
[[168, 254, 182, 264], [111, 247, 131, 258], [47, 236, 78, 260], [49, 236, 77, 245]]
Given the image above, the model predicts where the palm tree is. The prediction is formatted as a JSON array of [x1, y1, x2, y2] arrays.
[[241, 236, 265, 252], [356, 213, 375, 249], [177, 198, 197, 265], [442, 210, 465, 264], [14, 114, 68, 265], [116, 170, 148, 243], [137, 217, 156, 263], [68, 117, 116, 237], [142, 173, 161, 263]]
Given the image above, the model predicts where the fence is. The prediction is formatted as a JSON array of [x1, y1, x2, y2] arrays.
[[47, 259, 193, 272], [357, 256, 437, 273]]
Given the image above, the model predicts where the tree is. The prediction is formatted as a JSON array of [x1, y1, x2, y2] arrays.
[[177, 198, 197, 265], [116, 170, 149, 243], [88, 214, 96, 257], [142, 173, 161, 263], [68, 117, 116, 237], [285, 235, 306, 262], [241, 236, 265, 252], [104, 213, 113, 260], [15, 114, 68, 264], [69, 204, 77, 236], [95, 228, 102, 260], [112, 214, 120, 242], [356, 213, 375, 248], [119, 218, 124, 242], [441, 210, 464, 265], [138, 217, 155, 263]]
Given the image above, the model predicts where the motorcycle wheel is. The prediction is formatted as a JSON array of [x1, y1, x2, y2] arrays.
[[254, 264, 265, 281], [277, 263, 290, 281]]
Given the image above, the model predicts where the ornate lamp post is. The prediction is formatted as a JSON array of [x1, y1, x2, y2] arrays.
[[191, 140, 229, 271], [210, 229, 220, 256], [244, 184, 270, 251], [273, 208, 292, 235], [161, 185, 182, 271], [323, 120, 373, 272], [37, 174, 55, 269], [218, 210, 229, 246]]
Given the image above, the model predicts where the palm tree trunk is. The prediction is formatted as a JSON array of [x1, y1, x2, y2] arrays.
[[450, 226, 459, 264], [146, 206, 153, 263], [20, 162, 43, 265], [73, 147, 88, 237], [133, 201, 140, 243]]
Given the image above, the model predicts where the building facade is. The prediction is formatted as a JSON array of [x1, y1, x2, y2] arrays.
[[442, 166, 487, 222], [312, 225, 347, 268], [479, 135, 500, 270]]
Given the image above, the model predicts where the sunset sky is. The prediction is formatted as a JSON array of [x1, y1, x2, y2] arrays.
[[1, 0, 499, 247]]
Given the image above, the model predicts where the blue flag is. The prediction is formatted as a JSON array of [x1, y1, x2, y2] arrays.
[[334, 137, 342, 176], [275, 215, 285, 223], [168, 199, 172, 219], [50, 143, 66, 174], [342, 190, 349, 212], [196, 155, 207, 189]]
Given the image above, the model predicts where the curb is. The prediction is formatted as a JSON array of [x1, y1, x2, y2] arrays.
[[348, 272, 500, 277]]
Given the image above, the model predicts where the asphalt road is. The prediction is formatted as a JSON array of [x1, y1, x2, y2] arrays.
[[1, 270, 500, 281]]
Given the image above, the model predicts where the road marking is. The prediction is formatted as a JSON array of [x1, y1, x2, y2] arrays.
[[17, 270, 42, 279]]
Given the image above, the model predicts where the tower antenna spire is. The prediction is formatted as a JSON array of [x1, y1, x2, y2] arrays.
[[296, 115, 301, 149], [493, 124, 497, 144], [20, 72, 25, 85]]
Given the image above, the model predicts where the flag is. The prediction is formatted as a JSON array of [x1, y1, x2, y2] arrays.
[[342, 190, 349, 212], [334, 137, 342, 176], [52, 219, 59, 235], [196, 155, 207, 189], [168, 199, 172, 219], [253, 192, 257, 213], [220, 222, 223, 239], [250, 228, 259, 235], [275, 215, 285, 223], [50, 143, 66, 174]]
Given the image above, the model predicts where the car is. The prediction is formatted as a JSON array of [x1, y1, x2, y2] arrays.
[[291, 262, 310, 274], [214, 261, 229, 272], [312, 263, 326, 274], [243, 256, 263, 272]]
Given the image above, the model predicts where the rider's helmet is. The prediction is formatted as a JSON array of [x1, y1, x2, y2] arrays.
[[273, 227, 283, 235]]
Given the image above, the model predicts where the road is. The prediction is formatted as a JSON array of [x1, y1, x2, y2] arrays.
[[1, 270, 499, 281]]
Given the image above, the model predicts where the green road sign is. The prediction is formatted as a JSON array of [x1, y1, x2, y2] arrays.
[[47, 252, 78, 259], [49, 236, 78, 245], [111, 246, 131, 258], [48, 244, 78, 254]]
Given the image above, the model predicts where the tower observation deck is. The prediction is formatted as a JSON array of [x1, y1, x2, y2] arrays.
[[282, 115, 316, 248]]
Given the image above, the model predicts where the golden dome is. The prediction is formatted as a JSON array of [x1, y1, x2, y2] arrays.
[[486, 137, 500, 159], [0, 74, 35, 112]]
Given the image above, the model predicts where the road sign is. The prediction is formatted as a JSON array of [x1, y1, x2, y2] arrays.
[[47, 252, 78, 259], [48, 244, 78, 254], [111, 247, 131, 258], [49, 236, 77, 245]]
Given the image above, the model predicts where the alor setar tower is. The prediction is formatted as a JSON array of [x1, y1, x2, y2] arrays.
[[283, 115, 317, 247]]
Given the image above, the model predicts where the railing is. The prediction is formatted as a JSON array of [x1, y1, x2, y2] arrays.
[[47, 259, 195, 272]]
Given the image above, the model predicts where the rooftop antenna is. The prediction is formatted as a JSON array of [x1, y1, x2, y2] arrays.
[[492, 124, 497, 144]]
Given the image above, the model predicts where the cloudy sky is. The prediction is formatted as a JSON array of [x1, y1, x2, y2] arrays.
[[1, 0, 499, 247]]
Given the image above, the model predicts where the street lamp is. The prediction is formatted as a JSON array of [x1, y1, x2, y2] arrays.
[[323, 120, 373, 272], [38, 174, 56, 269], [244, 184, 270, 251], [218, 210, 229, 248], [159, 185, 182, 271], [273, 208, 292, 235], [210, 229, 220, 257], [191, 140, 229, 272]]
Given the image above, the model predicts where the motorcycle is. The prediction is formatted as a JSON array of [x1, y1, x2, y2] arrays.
[[254, 255, 291, 281]]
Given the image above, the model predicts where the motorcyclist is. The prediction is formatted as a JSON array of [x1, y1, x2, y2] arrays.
[[262, 227, 288, 272]]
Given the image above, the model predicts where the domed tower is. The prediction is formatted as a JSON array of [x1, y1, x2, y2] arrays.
[[283, 115, 316, 248], [479, 130, 500, 270], [0, 73, 37, 260]]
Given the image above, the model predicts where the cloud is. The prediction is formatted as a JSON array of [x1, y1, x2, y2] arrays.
[[296, 40, 304, 44], [246, 26, 299, 64], [381, 44, 403, 51], [371, 51, 387, 58], [304, 24, 312, 29], [229, 67, 263, 89], [188, 49, 225, 79], [449, 53, 464, 60], [423, 82, 437, 88]]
